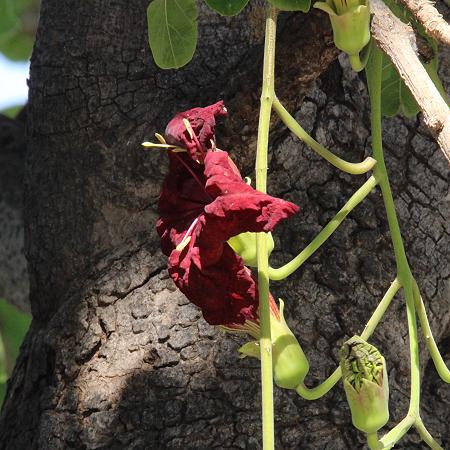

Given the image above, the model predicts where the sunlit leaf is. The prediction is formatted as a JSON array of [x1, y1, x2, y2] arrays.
[[147, 0, 198, 69], [204, 0, 249, 15], [267, 0, 310, 12]]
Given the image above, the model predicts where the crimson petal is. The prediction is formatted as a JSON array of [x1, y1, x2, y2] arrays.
[[165, 101, 227, 162]]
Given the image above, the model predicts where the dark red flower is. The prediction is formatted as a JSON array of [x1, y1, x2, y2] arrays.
[[157, 149, 299, 325], [165, 100, 227, 162]]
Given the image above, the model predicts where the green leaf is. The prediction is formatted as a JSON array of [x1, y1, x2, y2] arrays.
[[267, 0, 311, 12], [0, 29, 34, 60], [400, 80, 420, 117], [0, 104, 23, 118], [0, 299, 31, 368], [147, 0, 198, 69], [0, 0, 36, 60], [0, 299, 31, 408], [380, 54, 401, 117], [204, 0, 249, 16]]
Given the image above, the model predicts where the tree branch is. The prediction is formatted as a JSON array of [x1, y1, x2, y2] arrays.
[[398, 0, 450, 47], [371, 0, 450, 164]]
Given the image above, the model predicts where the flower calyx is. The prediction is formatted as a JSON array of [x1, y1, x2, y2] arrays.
[[314, 0, 371, 70], [228, 231, 275, 268], [340, 336, 389, 434], [240, 299, 309, 389]]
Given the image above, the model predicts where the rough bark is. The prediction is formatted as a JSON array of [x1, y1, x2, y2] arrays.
[[398, 0, 450, 46], [0, 1, 449, 449]]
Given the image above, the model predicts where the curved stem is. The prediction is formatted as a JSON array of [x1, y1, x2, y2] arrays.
[[296, 278, 399, 400], [255, 7, 277, 450], [269, 176, 377, 281], [415, 418, 444, 450], [296, 368, 341, 400], [413, 280, 450, 383], [272, 98, 376, 174]]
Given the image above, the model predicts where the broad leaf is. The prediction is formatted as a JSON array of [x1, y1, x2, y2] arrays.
[[147, 0, 198, 69], [380, 53, 419, 117], [378, 0, 447, 117], [205, 0, 249, 16], [267, 0, 311, 12]]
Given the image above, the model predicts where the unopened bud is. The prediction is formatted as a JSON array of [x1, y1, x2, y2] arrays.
[[340, 336, 389, 434], [314, 0, 370, 57]]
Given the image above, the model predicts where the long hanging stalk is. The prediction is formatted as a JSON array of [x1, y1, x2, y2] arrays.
[[255, 6, 278, 450], [367, 42, 428, 449]]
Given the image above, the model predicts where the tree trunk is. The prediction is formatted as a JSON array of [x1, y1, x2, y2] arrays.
[[0, 0, 449, 449]]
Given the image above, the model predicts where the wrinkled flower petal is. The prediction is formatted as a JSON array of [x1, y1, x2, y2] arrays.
[[156, 102, 300, 326], [165, 101, 227, 162], [169, 244, 258, 325]]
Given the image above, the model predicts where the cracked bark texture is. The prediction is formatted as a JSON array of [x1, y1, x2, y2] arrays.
[[0, 0, 449, 449]]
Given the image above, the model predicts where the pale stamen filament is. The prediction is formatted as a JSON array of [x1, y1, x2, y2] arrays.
[[183, 118, 203, 151], [175, 216, 200, 251], [142, 132, 187, 152]]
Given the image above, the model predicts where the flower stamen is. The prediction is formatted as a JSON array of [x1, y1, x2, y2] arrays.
[[142, 133, 186, 152], [183, 118, 204, 154]]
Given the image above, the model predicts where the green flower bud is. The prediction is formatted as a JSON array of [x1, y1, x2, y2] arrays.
[[340, 336, 389, 434], [239, 299, 309, 389], [314, 0, 370, 57], [228, 232, 275, 267]]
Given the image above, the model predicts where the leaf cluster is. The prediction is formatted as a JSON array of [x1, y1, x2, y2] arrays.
[[147, 0, 310, 69]]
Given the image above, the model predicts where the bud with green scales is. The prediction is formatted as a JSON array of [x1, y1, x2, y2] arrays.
[[340, 336, 389, 434]]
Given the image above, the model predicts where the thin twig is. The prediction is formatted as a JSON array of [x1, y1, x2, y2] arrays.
[[371, 0, 450, 164], [398, 0, 450, 46]]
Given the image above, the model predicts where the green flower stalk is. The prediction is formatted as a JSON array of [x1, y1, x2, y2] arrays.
[[240, 299, 310, 389], [314, 0, 371, 71], [228, 232, 275, 267], [340, 336, 389, 434]]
